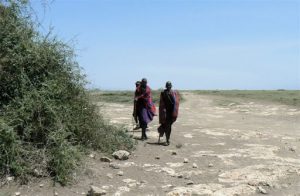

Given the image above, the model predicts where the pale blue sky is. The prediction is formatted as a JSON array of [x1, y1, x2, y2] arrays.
[[32, 0, 300, 90]]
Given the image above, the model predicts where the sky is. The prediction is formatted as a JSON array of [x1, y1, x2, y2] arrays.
[[31, 0, 300, 90]]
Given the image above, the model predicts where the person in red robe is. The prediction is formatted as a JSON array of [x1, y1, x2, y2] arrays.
[[133, 81, 141, 129], [135, 78, 156, 140], [158, 81, 180, 146]]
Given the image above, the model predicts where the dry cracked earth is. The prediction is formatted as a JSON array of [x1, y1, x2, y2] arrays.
[[1, 92, 300, 196]]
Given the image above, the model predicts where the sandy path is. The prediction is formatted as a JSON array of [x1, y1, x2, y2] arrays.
[[96, 92, 300, 195], [1, 92, 300, 196]]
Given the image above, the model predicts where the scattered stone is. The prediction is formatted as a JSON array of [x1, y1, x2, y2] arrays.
[[54, 192, 58, 196], [166, 162, 184, 168], [155, 156, 160, 160], [112, 150, 130, 160], [184, 175, 191, 180], [106, 173, 113, 179], [140, 180, 147, 184], [208, 163, 214, 167], [100, 157, 112, 162], [6, 176, 14, 182], [162, 184, 174, 189], [128, 183, 137, 188], [171, 151, 177, 155], [177, 174, 183, 178], [120, 162, 136, 167], [89, 154, 96, 159], [33, 169, 44, 177], [187, 181, 194, 185], [259, 181, 271, 187], [117, 171, 124, 176], [89, 185, 107, 196], [257, 186, 267, 194], [176, 143, 182, 149], [101, 185, 111, 190], [118, 186, 130, 192], [122, 178, 136, 184], [248, 181, 258, 186], [15, 192, 21, 196], [289, 147, 296, 152], [109, 163, 120, 169], [192, 163, 198, 168], [39, 184, 44, 188], [183, 158, 189, 163]]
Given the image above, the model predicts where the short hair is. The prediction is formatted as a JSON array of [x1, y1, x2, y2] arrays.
[[141, 78, 147, 83], [166, 81, 172, 87]]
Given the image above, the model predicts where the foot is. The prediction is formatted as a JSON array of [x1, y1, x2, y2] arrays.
[[163, 141, 170, 146], [133, 125, 140, 130]]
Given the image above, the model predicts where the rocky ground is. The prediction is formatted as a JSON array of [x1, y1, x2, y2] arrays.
[[1, 92, 300, 196]]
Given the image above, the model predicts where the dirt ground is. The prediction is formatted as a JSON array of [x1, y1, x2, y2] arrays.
[[1, 92, 300, 196]]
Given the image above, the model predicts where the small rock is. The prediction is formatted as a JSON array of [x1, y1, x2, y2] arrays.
[[176, 143, 182, 148], [122, 178, 136, 184], [192, 163, 198, 168], [39, 184, 44, 188], [162, 184, 174, 189], [208, 163, 214, 167], [112, 150, 130, 160], [15, 192, 21, 196], [89, 154, 96, 159], [140, 180, 147, 184], [89, 185, 107, 196], [106, 173, 113, 179], [282, 184, 289, 188], [33, 169, 44, 177], [117, 171, 124, 176], [155, 156, 160, 160], [177, 174, 183, 178], [101, 185, 111, 190], [100, 157, 112, 162], [6, 176, 14, 181], [184, 176, 190, 180], [54, 192, 58, 196], [128, 183, 137, 188], [109, 163, 120, 169], [186, 181, 194, 185], [248, 181, 258, 186], [289, 147, 296, 152], [183, 158, 189, 163], [171, 151, 177, 155], [258, 181, 271, 187], [257, 186, 267, 194]]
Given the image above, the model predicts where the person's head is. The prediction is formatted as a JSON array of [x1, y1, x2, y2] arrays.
[[141, 78, 147, 88], [166, 81, 172, 91], [135, 81, 141, 88]]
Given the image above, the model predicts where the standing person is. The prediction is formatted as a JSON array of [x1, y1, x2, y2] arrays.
[[135, 78, 156, 140], [133, 81, 141, 129], [158, 81, 180, 146]]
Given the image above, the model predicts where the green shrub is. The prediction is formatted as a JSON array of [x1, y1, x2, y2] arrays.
[[0, 0, 134, 184]]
